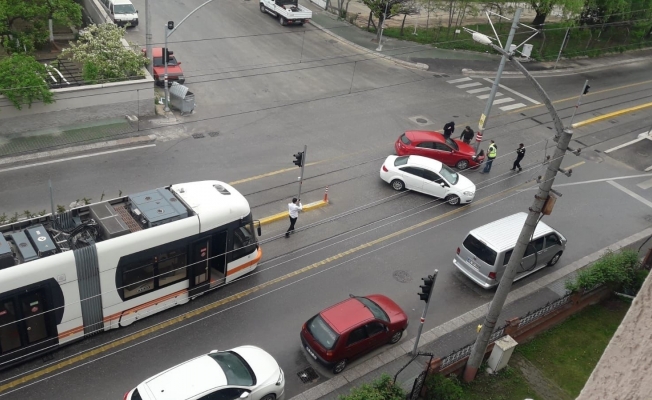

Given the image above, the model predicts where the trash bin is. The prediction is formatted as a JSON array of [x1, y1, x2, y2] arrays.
[[169, 82, 195, 115]]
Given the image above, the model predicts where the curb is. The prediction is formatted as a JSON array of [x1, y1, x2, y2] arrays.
[[258, 200, 329, 226], [308, 19, 429, 71], [462, 55, 651, 77], [289, 226, 652, 400], [0, 135, 157, 168], [572, 101, 652, 128]]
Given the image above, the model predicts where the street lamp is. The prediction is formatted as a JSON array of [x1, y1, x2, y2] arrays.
[[461, 8, 582, 383]]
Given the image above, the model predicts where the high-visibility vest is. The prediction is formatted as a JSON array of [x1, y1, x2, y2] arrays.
[[488, 144, 497, 159]]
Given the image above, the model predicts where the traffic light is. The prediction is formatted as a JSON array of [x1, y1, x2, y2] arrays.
[[293, 152, 304, 167], [167, 21, 174, 30], [418, 275, 434, 302], [583, 84, 590, 95]]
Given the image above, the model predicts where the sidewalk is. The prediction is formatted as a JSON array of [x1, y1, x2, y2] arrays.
[[302, 0, 652, 76], [288, 227, 652, 400]]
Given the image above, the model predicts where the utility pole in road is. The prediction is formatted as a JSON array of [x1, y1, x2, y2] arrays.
[[145, 0, 152, 74], [462, 24, 582, 383], [412, 269, 438, 355], [473, 8, 522, 153]]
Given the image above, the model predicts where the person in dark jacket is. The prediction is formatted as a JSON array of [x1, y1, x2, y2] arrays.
[[443, 121, 455, 140], [460, 126, 474, 144], [511, 143, 526, 172]]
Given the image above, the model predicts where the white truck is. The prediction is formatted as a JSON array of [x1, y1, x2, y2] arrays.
[[260, 0, 312, 26]]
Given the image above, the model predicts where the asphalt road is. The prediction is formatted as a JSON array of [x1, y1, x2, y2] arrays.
[[0, 3, 652, 399]]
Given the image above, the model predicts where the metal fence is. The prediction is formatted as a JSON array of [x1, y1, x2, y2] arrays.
[[518, 293, 572, 327]]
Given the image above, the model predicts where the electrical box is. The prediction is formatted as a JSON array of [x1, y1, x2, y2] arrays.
[[9, 231, 38, 263], [542, 193, 557, 215], [128, 188, 188, 228], [90, 202, 130, 239], [522, 43, 534, 58], [509, 44, 517, 53], [487, 335, 518, 373], [0, 235, 15, 270], [25, 225, 57, 258]]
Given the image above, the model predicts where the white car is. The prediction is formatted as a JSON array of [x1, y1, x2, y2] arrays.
[[380, 155, 476, 205], [124, 346, 285, 400]]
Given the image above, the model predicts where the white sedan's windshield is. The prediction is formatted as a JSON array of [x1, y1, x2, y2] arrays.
[[439, 164, 459, 185], [114, 4, 136, 14]]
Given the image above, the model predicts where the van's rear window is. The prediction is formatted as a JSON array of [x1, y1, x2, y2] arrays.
[[463, 235, 497, 266]]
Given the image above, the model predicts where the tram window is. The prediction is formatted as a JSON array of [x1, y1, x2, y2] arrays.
[[232, 224, 256, 260], [123, 262, 155, 299], [0, 300, 21, 353], [158, 250, 187, 287]]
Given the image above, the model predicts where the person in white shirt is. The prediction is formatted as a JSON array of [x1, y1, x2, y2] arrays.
[[286, 198, 302, 238]]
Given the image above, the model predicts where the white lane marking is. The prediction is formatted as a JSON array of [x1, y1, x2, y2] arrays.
[[482, 78, 541, 104], [467, 87, 491, 94], [447, 77, 472, 84], [645, 165, 652, 172], [457, 82, 482, 88], [492, 97, 515, 104], [605, 136, 647, 153], [500, 103, 527, 111], [0, 144, 157, 173], [478, 92, 503, 99], [526, 173, 652, 189], [608, 180, 652, 209], [637, 178, 652, 190]]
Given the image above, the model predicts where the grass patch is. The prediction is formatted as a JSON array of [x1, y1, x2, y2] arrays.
[[516, 297, 630, 397], [458, 366, 540, 400]]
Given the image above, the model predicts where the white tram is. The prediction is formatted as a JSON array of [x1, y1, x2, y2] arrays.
[[0, 181, 262, 367]]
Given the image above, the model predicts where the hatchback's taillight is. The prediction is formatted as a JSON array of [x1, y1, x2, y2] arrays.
[[123, 392, 130, 400], [382, 165, 388, 172], [456, 247, 460, 255], [488, 272, 497, 279], [326, 351, 333, 358]]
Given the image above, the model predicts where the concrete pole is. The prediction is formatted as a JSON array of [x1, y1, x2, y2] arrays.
[[376, 1, 390, 51], [297, 145, 307, 201], [462, 44, 573, 383], [474, 8, 522, 154], [164, 25, 170, 112], [412, 269, 438, 355], [145, 0, 152, 74]]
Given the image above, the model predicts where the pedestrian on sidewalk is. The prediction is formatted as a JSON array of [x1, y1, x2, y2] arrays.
[[511, 143, 526, 172], [460, 126, 474, 144], [443, 121, 455, 140], [481, 140, 497, 174], [286, 198, 302, 238]]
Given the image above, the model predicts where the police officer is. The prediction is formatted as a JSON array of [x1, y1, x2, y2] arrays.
[[511, 143, 526, 172], [481, 140, 497, 173]]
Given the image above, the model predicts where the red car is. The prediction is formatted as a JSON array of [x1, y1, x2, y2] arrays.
[[142, 47, 185, 86], [300, 294, 408, 374], [395, 130, 485, 170]]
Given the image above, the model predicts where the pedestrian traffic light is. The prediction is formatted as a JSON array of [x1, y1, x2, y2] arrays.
[[293, 151, 304, 167], [583, 84, 590, 95], [419, 275, 434, 302]]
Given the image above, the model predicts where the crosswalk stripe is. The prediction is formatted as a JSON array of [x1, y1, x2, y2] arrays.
[[457, 82, 482, 88], [477, 92, 503, 99], [447, 77, 472, 84], [492, 97, 515, 104], [500, 103, 527, 111], [467, 87, 491, 94]]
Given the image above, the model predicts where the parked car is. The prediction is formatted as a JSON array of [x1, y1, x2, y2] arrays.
[[142, 47, 185, 86], [300, 294, 408, 374], [380, 155, 476, 205], [395, 130, 485, 170], [124, 346, 285, 400], [259, 0, 312, 26], [100, 0, 139, 27]]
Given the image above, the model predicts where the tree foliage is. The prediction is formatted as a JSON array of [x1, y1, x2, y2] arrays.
[[338, 374, 404, 400], [363, 0, 419, 40], [60, 24, 149, 84], [0, 0, 81, 53], [565, 250, 644, 294], [529, 0, 585, 25], [0, 54, 54, 110]]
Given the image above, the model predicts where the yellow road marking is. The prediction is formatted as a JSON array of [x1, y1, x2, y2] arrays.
[[572, 101, 652, 128], [1, 172, 569, 392], [565, 161, 585, 170], [258, 200, 329, 226]]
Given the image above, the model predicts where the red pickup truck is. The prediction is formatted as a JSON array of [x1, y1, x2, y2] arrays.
[[142, 47, 185, 86]]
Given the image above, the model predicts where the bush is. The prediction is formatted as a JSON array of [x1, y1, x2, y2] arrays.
[[565, 250, 641, 293], [424, 373, 463, 400], [339, 374, 404, 400]]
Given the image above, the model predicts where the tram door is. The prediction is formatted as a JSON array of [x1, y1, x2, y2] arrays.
[[189, 237, 211, 297], [0, 288, 53, 363], [210, 231, 228, 286]]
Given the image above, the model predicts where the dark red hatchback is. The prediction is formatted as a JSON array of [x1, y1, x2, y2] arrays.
[[395, 130, 485, 170], [300, 294, 408, 374]]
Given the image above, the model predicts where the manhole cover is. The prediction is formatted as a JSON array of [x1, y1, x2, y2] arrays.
[[297, 367, 319, 383], [192, 133, 205, 139], [208, 131, 220, 137], [393, 270, 412, 283], [416, 118, 428, 124]]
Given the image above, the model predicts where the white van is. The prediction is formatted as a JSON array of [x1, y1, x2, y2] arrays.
[[453, 213, 567, 288], [101, 0, 139, 27]]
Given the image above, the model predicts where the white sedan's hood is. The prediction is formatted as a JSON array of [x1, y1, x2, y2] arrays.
[[455, 173, 476, 193]]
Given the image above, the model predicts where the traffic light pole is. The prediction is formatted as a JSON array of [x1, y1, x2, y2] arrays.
[[297, 145, 307, 201], [164, 24, 170, 112], [567, 80, 590, 128], [412, 269, 438, 355]]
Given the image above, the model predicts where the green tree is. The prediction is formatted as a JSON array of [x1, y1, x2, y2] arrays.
[[530, 0, 584, 26], [363, 0, 419, 42], [40, 0, 83, 47], [60, 23, 149, 84], [0, 0, 47, 52], [0, 54, 54, 110]]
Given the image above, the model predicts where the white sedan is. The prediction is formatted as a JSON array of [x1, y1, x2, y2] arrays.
[[380, 155, 476, 205], [124, 346, 285, 400]]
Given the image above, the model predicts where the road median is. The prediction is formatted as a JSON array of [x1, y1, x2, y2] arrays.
[[258, 199, 329, 226], [572, 101, 652, 128]]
